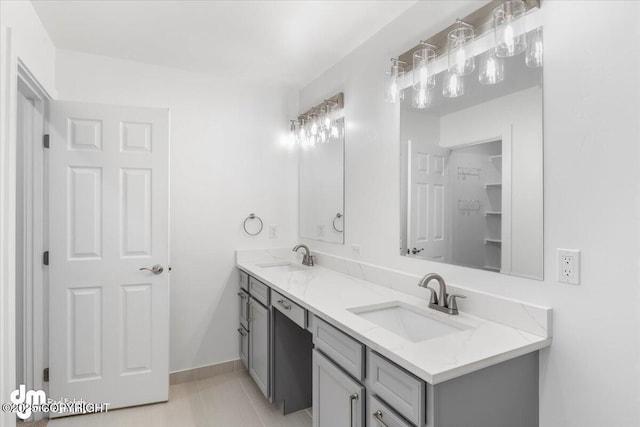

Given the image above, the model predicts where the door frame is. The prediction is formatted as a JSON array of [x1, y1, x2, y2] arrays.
[[0, 25, 52, 427], [16, 63, 50, 420]]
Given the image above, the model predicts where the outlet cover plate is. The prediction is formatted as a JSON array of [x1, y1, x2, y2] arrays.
[[557, 248, 580, 285]]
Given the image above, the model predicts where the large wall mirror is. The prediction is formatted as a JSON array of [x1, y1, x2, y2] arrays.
[[400, 28, 543, 279], [299, 106, 345, 244]]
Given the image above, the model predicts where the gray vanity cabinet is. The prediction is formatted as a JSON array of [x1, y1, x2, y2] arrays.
[[312, 349, 364, 427], [248, 296, 270, 398]]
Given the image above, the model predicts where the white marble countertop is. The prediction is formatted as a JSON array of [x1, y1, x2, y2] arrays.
[[236, 250, 552, 384]]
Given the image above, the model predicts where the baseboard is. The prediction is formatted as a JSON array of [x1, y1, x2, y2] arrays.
[[169, 359, 246, 385]]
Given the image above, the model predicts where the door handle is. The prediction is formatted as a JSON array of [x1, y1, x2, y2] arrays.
[[372, 410, 390, 427], [277, 299, 292, 310], [349, 393, 359, 427], [139, 264, 164, 275]]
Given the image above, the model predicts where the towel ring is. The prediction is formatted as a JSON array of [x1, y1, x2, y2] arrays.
[[332, 213, 344, 233], [243, 213, 263, 236]]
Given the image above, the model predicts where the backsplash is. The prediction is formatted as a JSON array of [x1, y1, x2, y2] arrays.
[[236, 248, 552, 338]]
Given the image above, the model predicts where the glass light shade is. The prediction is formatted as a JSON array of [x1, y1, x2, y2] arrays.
[[309, 115, 318, 136], [322, 106, 332, 129], [448, 24, 475, 76], [478, 49, 504, 85], [385, 59, 405, 103], [443, 71, 465, 98], [494, 0, 527, 57], [526, 27, 543, 68], [412, 86, 433, 109], [413, 47, 436, 91]]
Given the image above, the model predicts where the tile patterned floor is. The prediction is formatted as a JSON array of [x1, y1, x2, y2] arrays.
[[44, 370, 312, 427]]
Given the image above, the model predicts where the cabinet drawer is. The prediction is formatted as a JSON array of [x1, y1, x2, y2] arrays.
[[249, 276, 270, 306], [369, 395, 413, 427], [313, 317, 364, 381], [368, 351, 425, 426], [272, 290, 306, 329], [239, 270, 249, 291]]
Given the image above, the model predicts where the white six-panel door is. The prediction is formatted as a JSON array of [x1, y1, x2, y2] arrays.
[[48, 101, 169, 415], [407, 139, 450, 261]]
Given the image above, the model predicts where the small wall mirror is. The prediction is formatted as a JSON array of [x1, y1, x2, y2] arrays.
[[400, 29, 543, 279], [299, 117, 345, 244]]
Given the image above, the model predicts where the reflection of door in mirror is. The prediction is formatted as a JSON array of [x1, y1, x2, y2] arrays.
[[407, 135, 450, 262]]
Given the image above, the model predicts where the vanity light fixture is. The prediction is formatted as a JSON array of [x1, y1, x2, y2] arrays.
[[525, 26, 543, 68], [385, 58, 406, 104], [289, 93, 344, 147], [478, 48, 505, 85], [386, 0, 541, 107], [494, 0, 527, 57], [412, 42, 437, 109], [448, 20, 476, 76]]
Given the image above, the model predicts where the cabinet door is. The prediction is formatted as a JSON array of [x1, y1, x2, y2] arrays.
[[239, 289, 250, 330], [238, 325, 249, 369], [248, 298, 270, 398], [313, 350, 364, 427]]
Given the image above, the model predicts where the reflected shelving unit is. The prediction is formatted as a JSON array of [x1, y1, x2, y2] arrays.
[[484, 145, 503, 272]]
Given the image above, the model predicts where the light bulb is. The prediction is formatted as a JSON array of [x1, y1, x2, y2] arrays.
[[526, 27, 543, 68], [412, 86, 432, 109], [479, 49, 504, 85], [455, 48, 466, 73], [443, 71, 464, 98], [447, 23, 475, 76], [503, 24, 515, 55], [385, 59, 405, 103]]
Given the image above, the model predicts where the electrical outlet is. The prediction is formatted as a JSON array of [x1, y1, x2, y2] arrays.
[[317, 225, 325, 237], [269, 225, 278, 239], [557, 249, 580, 285], [352, 244, 361, 257]]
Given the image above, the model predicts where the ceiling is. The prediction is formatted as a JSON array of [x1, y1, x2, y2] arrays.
[[32, 0, 417, 88]]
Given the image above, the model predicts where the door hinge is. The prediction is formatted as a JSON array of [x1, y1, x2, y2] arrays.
[[43, 251, 49, 266], [43, 134, 50, 149], [43, 368, 49, 382]]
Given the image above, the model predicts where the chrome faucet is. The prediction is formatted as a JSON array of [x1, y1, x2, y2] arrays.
[[418, 273, 466, 315], [292, 244, 314, 266]]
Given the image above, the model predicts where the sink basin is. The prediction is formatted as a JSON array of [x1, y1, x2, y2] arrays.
[[349, 302, 467, 342], [255, 261, 305, 273]]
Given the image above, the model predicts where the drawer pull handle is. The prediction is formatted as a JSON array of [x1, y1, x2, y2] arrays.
[[237, 328, 247, 337], [349, 393, 359, 427], [373, 410, 390, 427], [277, 299, 292, 310]]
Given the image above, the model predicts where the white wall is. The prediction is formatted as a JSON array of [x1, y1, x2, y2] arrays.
[[300, 1, 640, 426], [0, 2, 56, 426], [55, 49, 299, 372]]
